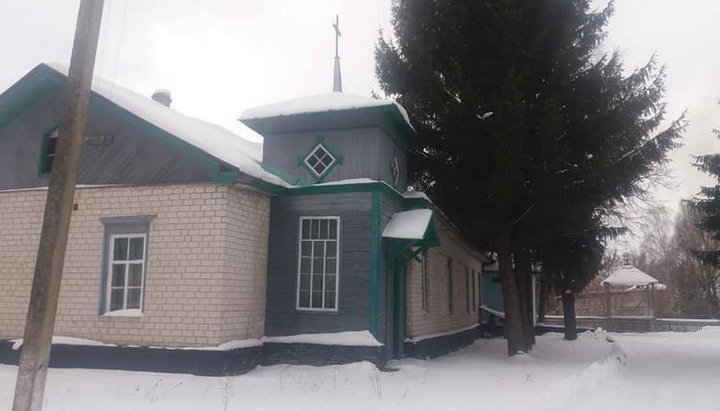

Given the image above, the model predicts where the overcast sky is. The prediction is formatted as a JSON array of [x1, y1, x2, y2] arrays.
[[1, 0, 719, 222]]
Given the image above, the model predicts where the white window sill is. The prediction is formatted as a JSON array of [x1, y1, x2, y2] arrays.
[[102, 309, 143, 317]]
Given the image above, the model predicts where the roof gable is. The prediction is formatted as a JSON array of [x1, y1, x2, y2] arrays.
[[0, 63, 287, 188]]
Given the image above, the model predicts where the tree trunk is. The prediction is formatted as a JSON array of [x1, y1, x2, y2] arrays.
[[561, 290, 578, 340], [514, 247, 535, 347], [538, 275, 549, 323], [706, 283, 720, 319], [497, 235, 530, 355]]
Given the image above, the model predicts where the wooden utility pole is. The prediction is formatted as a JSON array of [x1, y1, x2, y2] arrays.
[[13, 1, 104, 410]]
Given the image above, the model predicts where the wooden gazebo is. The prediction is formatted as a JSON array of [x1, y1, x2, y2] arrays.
[[601, 263, 662, 322]]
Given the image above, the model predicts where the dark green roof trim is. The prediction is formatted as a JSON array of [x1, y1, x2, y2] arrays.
[[255, 179, 431, 210], [260, 163, 306, 186], [241, 105, 418, 148], [212, 169, 239, 184], [0, 66, 63, 129], [249, 177, 287, 195], [284, 180, 429, 207]]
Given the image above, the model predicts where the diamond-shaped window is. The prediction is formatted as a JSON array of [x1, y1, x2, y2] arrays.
[[304, 144, 336, 177]]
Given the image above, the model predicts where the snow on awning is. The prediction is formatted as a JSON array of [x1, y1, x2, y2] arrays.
[[382, 209, 433, 240], [601, 265, 659, 287], [382, 209, 440, 259]]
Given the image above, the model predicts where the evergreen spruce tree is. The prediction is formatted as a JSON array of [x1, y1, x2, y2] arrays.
[[690, 109, 720, 268], [376, 0, 682, 355]]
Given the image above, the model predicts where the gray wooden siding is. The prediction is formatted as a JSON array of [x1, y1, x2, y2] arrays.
[[0, 90, 219, 190], [264, 192, 374, 336], [262, 127, 408, 190]]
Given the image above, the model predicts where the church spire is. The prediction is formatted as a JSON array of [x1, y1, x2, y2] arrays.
[[332, 14, 342, 92]]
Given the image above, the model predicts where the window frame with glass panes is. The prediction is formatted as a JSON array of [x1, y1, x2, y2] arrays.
[[303, 144, 337, 177], [105, 233, 147, 314], [296, 216, 340, 311]]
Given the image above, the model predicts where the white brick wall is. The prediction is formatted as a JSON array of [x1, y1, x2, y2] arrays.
[[406, 219, 485, 338], [0, 183, 270, 347]]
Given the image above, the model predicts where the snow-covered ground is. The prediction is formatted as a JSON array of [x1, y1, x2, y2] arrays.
[[1, 328, 718, 410]]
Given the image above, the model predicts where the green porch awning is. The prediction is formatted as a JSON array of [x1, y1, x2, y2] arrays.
[[382, 209, 440, 260]]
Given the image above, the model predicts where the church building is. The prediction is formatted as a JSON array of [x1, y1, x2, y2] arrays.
[[0, 42, 488, 375]]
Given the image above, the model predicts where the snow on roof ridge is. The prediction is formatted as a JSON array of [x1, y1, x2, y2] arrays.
[[239, 91, 414, 131], [42, 63, 287, 187], [602, 264, 659, 287]]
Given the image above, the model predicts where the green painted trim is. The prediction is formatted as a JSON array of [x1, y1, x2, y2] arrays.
[[212, 169, 238, 184], [38, 124, 58, 176], [261, 163, 305, 186], [249, 178, 288, 195], [282, 181, 432, 213], [393, 255, 407, 358], [0, 66, 63, 129], [241, 106, 417, 148], [369, 190, 382, 338]]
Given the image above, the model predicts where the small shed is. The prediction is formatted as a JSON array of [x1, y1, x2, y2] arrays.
[[601, 264, 664, 318], [482, 262, 541, 326]]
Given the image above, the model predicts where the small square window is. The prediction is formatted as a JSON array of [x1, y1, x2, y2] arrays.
[[304, 144, 336, 177]]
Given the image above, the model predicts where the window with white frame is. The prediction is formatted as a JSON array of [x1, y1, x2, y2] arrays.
[[106, 234, 146, 313], [297, 217, 340, 310]]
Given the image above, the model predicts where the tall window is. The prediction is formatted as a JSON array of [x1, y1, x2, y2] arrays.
[[297, 217, 340, 310], [477, 269, 482, 308], [106, 234, 146, 313], [465, 266, 471, 314], [447, 257, 453, 314], [421, 251, 429, 313], [471, 269, 477, 312], [40, 127, 59, 175]]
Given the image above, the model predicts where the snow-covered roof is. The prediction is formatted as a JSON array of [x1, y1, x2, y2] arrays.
[[44, 64, 287, 187], [382, 209, 433, 240], [602, 265, 659, 287], [402, 190, 432, 203], [239, 91, 414, 132]]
